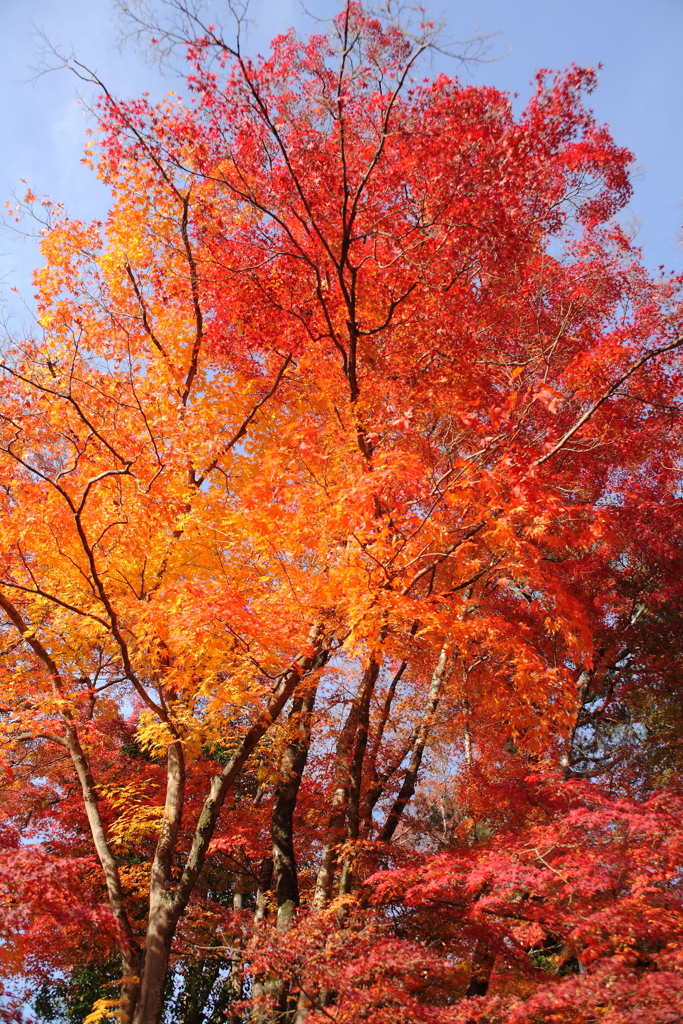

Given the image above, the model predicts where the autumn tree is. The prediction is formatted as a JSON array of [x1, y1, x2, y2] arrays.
[[1, 3, 682, 1023]]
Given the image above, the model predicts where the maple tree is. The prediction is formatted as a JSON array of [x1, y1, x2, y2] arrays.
[[1, 2, 682, 1023]]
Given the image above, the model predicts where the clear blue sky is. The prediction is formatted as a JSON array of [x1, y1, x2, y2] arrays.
[[1, 0, 682, 325]]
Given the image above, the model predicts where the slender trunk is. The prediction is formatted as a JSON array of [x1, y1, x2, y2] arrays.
[[338, 663, 376, 896], [379, 644, 449, 844], [346, 665, 377, 840], [226, 876, 245, 1024], [132, 740, 185, 1024], [362, 625, 417, 804], [560, 669, 592, 779], [360, 625, 422, 831], [254, 854, 274, 924], [252, 854, 275, 1019], [365, 659, 409, 783], [227, 962, 244, 1024], [178, 960, 222, 1024], [466, 939, 495, 997], [273, 688, 316, 930], [293, 990, 314, 1024], [463, 699, 473, 768], [312, 653, 381, 909], [232, 874, 244, 913], [254, 690, 318, 1024], [363, 729, 418, 821]]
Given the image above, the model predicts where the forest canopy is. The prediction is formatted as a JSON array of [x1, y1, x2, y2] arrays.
[[1, 3, 682, 1023]]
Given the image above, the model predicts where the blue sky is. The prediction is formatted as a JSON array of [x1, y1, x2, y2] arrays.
[[1, 0, 682, 326]]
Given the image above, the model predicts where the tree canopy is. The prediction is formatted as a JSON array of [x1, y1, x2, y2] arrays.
[[1, 4, 682, 1023]]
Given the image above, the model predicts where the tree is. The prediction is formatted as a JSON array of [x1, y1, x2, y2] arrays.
[[1, 3, 682, 1023]]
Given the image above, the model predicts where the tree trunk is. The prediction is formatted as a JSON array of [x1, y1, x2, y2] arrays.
[[466, 938, 495, 996], [132, 901, 178, 1024], [178, 960, 223, 1024], [254, 690, 318, 1023], [254, 854, 274, 924], [338, 663, 376, 896], [362, 627, 417, 809], [379, 644, 450, 844], [312, 653, 381, 909], [362, 730, 417, 823], [132, 739, 185, 1024], [561, 668, 593, 778], [273, 688, 316, 929], [365, 658, 409, 783], [226, 876, 245, 1024]]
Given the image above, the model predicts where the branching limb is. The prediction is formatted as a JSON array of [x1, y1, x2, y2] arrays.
[[536, 334, 683, 465]]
